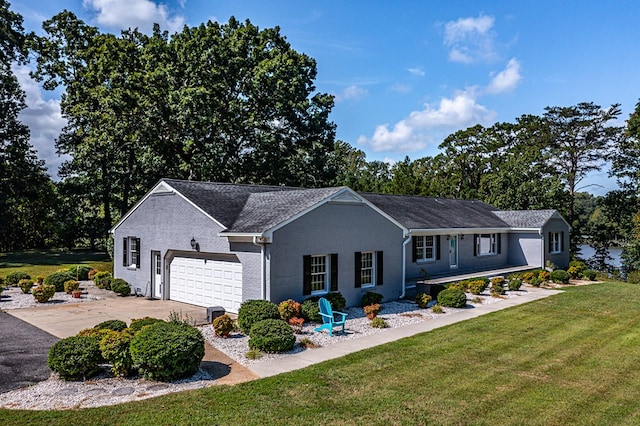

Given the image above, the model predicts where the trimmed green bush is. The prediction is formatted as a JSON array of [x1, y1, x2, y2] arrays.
[[301, 298, 321, 322], [491, 281, 506, 295], [110, 278, 131, 296], [248, 319, 296, 353], [447, 281, 466, 292], [93, 271, 113, 290], [44, 271, 75, 292], [94, 319, 128, 332], [99, 330, 134, 377], [415, 292, 432, 308], [538, 270, 551, 282], [582, 269, 597, 281], [18, 279, 35, 294], [325, 292, 346, 311], [64, 280, 80, 294], [437, 288, 467, 308], [237, 299, 280, 334], [432, 304, 444, 314], [5, 271, 31, 286], [130, 317, 164, 333], [212, 314, 234, 337], [361, 291, 383, 307], [278, 299, 302, 322], [47, 336, 102, 380], [627, 270, 640, 284], [508, 279, 523, 291], [67, 265, 93, 281], [32, 284, 55, 302], [130, 321, 205, 381], [467, 279, 488, 295], [550, 269, 570, 284], [370, 317, 389, 328]]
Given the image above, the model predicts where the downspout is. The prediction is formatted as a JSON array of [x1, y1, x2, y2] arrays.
[[253, 236, 267, 300], [400, 233, 412, 299]]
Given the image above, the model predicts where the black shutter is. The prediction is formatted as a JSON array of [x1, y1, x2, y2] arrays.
[[497, 234, 501, 254], [412, 236, 418, 262], [548, 232, 552, 253], [376, 251, 384, 286], [123, 238, 128, 266], [560, 232, 565, 252], [135, 238, 141, 268], [436, 236, 441, 260], [473, 234, 478, 256], [330, 253, 338, 291], [354, 252, 362, 288], [303, 255, 311, 295]]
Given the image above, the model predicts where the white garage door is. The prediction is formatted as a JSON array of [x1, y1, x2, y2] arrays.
[[169, 257, 243, 313]]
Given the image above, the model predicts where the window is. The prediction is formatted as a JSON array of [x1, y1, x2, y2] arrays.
[[412, 236, 439, 262], [549, 232, 563, 254], [355, 251, 383, 288], [474, 234, 500, 256], [303, 254, 338, 295], [122, 236, 141, 268]]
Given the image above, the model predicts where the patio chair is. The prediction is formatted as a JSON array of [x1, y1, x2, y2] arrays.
[[314, 297, 348, 336]]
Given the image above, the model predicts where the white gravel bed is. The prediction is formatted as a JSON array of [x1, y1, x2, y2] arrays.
[[0, 286, 100, 309], [201, 289, 527, 366]]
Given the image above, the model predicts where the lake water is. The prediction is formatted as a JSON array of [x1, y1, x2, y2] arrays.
[[578, 244, 623, 268]]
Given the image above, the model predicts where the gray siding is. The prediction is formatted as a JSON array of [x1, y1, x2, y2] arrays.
[[113, 192, 262, 301], [507, 232, 543, 267], [542, 217, 570, 269], [269, 202, 404, 307]]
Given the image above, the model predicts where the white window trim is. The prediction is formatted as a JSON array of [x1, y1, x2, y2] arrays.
[[550, 232, 562, 254], [416, 236, 436, 263], [310, 254, 329, 295], [126, 236, 140, 270], [360, 251, 376, 288], [477, 233, 497, 256]]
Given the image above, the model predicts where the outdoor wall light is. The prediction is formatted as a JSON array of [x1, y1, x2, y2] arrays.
[[190, 237, 199, 251]]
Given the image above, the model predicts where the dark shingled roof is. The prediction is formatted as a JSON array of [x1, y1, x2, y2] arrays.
[[360, 192, 509, 230], [492, 210, 557, 228]]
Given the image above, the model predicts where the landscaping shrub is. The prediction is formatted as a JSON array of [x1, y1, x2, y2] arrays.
[[491, 277, 506, 286], [569, 260, 587, 276], [130, 317, 164, 333], [627, 270, 640, 284], [77, 328, 111, 341], [64, 280, 80, 294], [301, 298, 321, 322], [248, 319, 295, 353], [370, 317, 389, 328], [99, 330, 134, 377], [363, 303, 381, 319], [582, 269, 597, 281], [467, 279, 487, 295], [432, 304, 444, 314], [521, 271, 535, 283], [44, 271, 75, 292], [491, 281, 505, 295], [93, 271, 113, 290], [508, 278, 523, 291], [5, 271, 31, 286], [47, 336, 102, 380], [94, 319, 128, 332], [213, 314, 234, 338], [567, 266, 581, 279], [278, 299, 302, 322], [437, 288, 467, 308], [67, 265, 93, 281], [32, 284, 55, 302], [529, 277, 542, 287], [288, 316, 304, 333], [538, 270, 551, 282], [447, 281, 466, 292], [325, 292, 346, 311], [130, 321, 205, 381], [550, 269, 570, 284], [18, 279, 34, 294], [237, 299, 280, 334], [88, 269, 99, 280], [415, 292, 432, 308], [110, 278, 131, 296], [361, 291, 383, 307]]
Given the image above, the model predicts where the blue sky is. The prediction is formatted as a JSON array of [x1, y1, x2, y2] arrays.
[[11, 0, 640, 194]]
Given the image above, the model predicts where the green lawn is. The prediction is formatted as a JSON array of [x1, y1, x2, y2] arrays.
[[0, 249, 112, 279], [2, 283, 640, 425]]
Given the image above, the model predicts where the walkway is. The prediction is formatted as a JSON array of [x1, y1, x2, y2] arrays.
[[249, 286, 562, 378]]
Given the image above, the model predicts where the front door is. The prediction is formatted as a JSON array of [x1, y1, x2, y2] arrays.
[[152, 251, 162, 299], [449, 236, 458, 269]]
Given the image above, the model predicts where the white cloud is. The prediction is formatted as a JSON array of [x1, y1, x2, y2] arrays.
[[443, 15, 497, 63], [391, 83, 411, 93], [358, 90, 497, 152], [83, 0, 186, 34], [486, 58, 522, 94], [406, 67, 425, 77], [335, 85, 368, 102], [14, 66, 68, 179]]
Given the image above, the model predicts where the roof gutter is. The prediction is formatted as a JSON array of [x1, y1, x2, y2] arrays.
[[400, 233, 412, 299]]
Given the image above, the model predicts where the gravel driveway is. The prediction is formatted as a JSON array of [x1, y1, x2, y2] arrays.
[[0, 311, 59, 393]]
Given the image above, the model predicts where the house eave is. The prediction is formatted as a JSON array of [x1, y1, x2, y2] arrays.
[[409, 227, 511, 235]]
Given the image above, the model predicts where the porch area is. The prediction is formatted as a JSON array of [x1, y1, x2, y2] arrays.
[[417, 264, 538, 286]]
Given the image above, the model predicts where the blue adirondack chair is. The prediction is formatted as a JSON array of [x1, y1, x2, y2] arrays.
[[314, 297, 348, 336]]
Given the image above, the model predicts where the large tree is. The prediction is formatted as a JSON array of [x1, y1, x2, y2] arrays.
[[0, 0, 55, 250]]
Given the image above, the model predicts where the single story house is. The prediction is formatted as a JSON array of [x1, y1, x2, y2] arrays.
[[110, 179, 570, 312]]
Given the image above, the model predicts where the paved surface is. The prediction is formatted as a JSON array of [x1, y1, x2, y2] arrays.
[[0, 312, 59, 393], [249, 287, 563, 378]]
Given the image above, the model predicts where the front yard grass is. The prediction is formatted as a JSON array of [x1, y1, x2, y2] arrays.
[[0, 249, 112, 278], [3, 283, 640, 425]]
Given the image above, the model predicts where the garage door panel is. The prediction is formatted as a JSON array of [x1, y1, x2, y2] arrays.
[[170, 257, 243, 313]]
